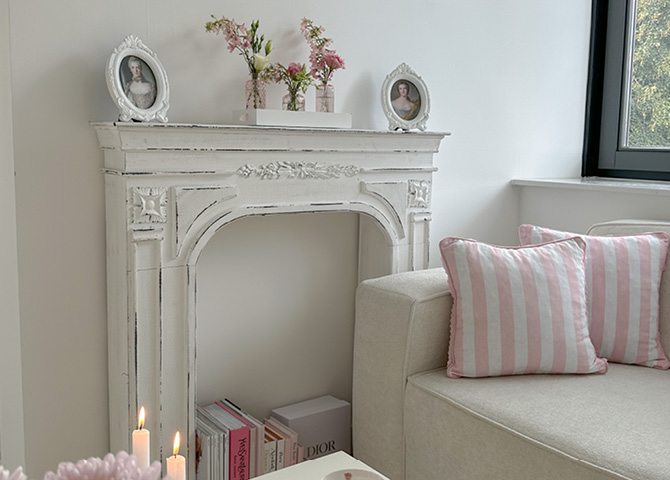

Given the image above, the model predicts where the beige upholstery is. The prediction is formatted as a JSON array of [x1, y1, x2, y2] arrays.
[[352, 220, 670, 480]]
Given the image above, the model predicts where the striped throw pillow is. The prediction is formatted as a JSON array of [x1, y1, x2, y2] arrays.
[[519, 225, 670, 369], [440, 237, 607, 378]]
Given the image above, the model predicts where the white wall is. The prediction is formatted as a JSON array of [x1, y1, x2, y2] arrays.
[[0, 0, 25, 470], [518, 186, 670, 234], [196, 213, 360, 421], [6, 0, 623, 477]]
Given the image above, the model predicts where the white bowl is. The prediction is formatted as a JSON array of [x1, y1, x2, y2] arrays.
[[321, 468, 385, 480]]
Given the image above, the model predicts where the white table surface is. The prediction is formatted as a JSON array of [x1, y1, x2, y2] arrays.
[[254, 451, 389, 480]]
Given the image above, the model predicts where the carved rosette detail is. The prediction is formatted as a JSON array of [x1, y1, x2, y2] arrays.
[[237, 162, 361, 180], [408, 180, 431, 208], [132, 187, 168, 223]]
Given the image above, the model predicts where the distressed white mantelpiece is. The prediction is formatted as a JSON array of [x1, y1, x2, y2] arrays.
[[92, 122, 447, 476]]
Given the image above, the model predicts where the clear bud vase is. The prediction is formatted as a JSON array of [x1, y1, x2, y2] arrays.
[[282, 89, 305, 111], [315, 83, 335, 113], [245, 74, 266, 110]]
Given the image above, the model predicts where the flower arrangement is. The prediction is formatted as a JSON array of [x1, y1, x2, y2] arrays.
[[205, 15, 273, 108], [266, 62, 314, 111], [205, 15, 273, 75], [300, 18, 345, 87], [44, 452, 164, 480], [0, 452, 165, 480], [0, 467, 26, 480]]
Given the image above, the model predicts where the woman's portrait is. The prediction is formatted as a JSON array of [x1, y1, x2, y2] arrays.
[[391, 80, 421, 121], [120, 56, 157, 110]]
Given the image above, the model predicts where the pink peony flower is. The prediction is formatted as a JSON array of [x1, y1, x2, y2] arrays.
[[322, 52, 345, 70], [287, 62, 302, 77]]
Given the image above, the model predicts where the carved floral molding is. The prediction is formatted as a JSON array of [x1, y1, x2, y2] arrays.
[[237, 162, 361, 180], [408, 180, 431, 208], [131, 187, 168, 223]]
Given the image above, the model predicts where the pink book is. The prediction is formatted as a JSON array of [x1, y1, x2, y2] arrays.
[[265, 417, 298, 467], [221, 399, 265, 479], [215, 401, 255, 480], [204, 403, 250, 480]]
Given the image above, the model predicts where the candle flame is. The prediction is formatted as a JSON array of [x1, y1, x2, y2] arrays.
[[138, 406, 145, 430], [173, 431, 181, 457]]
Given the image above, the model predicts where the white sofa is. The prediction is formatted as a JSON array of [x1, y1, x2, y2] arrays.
[[352, 220, 670, 480]]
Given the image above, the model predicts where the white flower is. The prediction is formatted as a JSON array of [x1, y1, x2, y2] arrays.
[[43, 451, 165, 480], [0, 466, 27, 480], [253, 53, 269, 72]]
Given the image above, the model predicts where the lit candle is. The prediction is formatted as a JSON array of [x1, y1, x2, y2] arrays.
[[132, 406, 150, 471], [166, 431, 186, 480]]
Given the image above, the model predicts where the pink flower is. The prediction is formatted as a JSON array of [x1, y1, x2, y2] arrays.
[[43, 451, 165, 480], [287, 62, 302, 77], [300, 18, 344, 85], [322, 52, 345, 70], [206, 15, 273, 74]]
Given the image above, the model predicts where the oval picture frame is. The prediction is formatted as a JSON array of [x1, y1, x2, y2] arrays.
[[106, 35, 169, 123], [381, 63, 430, 131]]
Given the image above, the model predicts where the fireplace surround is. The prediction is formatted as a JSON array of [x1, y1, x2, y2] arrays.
[[93, 122, 447, 476]]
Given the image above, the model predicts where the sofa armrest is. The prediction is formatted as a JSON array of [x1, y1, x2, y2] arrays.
[[352, 268, 452, 480]]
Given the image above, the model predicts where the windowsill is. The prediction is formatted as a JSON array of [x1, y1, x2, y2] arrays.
[[511, 177, 670, 196]]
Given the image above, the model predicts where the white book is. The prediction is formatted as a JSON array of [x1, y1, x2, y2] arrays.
[[264, 424, 285, 470], [195, 419, 211, 480], [264, 432, 277, 473], [197, 406, 230, 480]]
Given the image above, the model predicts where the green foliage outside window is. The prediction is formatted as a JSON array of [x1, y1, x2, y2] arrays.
[[628, 0, 670, 148]]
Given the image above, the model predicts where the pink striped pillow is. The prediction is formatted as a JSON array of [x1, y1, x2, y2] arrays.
[[519, 225, 670, 369], [440, 237, 607, 378]]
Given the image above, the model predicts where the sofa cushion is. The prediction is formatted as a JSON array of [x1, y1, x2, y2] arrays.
[[406, 365, 670, 479], [519, 225, 670, 369], [439, 237, 607, 378]]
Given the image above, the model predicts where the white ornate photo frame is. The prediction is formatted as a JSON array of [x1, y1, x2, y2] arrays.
[[106, 35, 169, 123], [381, 63, 430, 131]]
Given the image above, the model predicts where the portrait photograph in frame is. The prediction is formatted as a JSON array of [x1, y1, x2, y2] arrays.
[[106, 35, 170, 122], [381, 63, 430, 131]]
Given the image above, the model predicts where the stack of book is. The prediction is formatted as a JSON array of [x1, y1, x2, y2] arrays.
[[196, 399, 303, 480]]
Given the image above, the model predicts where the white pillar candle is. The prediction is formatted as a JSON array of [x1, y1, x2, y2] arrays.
[[132, 407, 150, 471], [167, 431, 186, 480]]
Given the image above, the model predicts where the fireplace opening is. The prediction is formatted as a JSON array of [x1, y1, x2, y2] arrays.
[[195, 211, 362, 420]]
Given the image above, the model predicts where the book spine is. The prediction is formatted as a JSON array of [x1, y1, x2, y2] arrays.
[[230, 427, 248, 480], [223, 399, 265, 479], [217, 402, 254, 479], [265, 418, 298, 467], [215, 402, 250, 480], [264, 433, 277, 473], [195, 430, 208, 480], [264, 425, 284, 470]]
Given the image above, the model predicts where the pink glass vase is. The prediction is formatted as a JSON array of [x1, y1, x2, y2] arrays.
[[282, 88, 305, 111], [315, 83, 335, 113], [245, 74, 266, 110]]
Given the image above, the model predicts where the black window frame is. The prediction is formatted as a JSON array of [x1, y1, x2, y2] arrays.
[[582, 0, 670, 181]]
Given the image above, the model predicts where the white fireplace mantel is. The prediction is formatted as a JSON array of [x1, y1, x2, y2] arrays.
[[93, 122, 447, 476]]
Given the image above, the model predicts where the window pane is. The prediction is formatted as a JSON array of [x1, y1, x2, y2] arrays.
[[624, 0, 670, 149]]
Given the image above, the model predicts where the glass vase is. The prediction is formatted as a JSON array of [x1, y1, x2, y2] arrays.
[[315, 83, 335, 113], [282, 89, 305, 112], [245, 74, 266, 110]]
